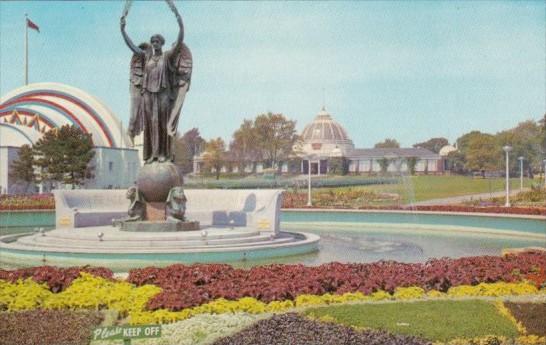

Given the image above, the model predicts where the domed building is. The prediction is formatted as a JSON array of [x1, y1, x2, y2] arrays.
[[0, 83, 140, 194], [297, 107, 354, 174], [192, 106, 443, 176], [297, 107, 442, 175]]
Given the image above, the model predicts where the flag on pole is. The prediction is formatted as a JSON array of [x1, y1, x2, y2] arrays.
[[26, 18, 39, 32]]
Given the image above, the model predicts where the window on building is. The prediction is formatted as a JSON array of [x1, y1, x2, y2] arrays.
[[108, 161, 114, 172]]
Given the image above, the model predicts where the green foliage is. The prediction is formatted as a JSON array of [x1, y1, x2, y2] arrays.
[[203, 138, 226, 180], [413, 137, 449, 153], [452, 119, 544, 175], [33, 125, 95, 188], [374, 138, 400, 148], [496, 120, 543, 175], [9, 144, 36, 189], [174, 128, 205, 174], [230, 120, 261, 173], [457, 131, 500, 172], [252, 112, 299, 169], [328, 157, 349, 175], [406, 156, 418, 175], [378, 157, 391, 174], [303, 300, 519, 342]]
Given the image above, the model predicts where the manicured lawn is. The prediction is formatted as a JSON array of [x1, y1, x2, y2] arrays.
[[316, 175, 536, 203], [303, 300, 519, 342]]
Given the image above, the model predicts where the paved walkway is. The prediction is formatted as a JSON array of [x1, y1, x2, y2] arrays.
[[410, 188, 529, 206]]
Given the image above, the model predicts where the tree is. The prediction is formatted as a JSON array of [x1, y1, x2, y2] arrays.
[[174, 128, 205, 174], [328, 157, 349, 175], [456, 131, 499, 172], [378, 158, 391, 174], [406, 156, 418, 175], [253, 113, 299, 169], [202, 137, 226, 180], [413, 137, 449, 153], [9, 144, 36, 191], [33, 125, 95, 188], [496, 120, 542, 174], [374, 138, 400, 149], [229, 120, 261, 174]]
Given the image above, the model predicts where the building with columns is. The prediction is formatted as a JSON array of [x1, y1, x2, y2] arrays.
[[193, 107, 444, 176]]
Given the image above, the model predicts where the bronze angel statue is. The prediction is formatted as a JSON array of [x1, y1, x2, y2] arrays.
[[121, 0, 192, 164]]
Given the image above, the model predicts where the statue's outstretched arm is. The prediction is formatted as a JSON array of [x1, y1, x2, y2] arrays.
[[120, 16, 144, 55], [167, 0, 184, 54]]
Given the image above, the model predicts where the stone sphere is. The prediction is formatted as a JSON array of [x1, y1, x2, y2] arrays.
[[137, 162, 183, 202]]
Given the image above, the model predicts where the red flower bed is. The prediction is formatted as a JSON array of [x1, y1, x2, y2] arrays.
[[405, 205, 546, 216], [0, 194, 55, 211], [0, 266, 113, 292], [125, 252, 546, 311], [282, 203, 546, 216]]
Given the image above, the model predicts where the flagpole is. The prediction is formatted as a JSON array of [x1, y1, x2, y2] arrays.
[[24, 13, 28, 85]]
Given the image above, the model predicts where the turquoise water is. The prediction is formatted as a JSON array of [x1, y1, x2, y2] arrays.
[[1, 210, 544, 270], [281, 210, 546, 235]]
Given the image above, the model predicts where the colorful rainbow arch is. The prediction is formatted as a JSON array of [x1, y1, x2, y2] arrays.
[[0, 83, 130, 148]]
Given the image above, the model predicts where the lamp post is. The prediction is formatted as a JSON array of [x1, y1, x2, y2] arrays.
[[503, 146, 512, 207], [517, 156, 524, 191], [543, 159, 546, 189], [307, 158, 312, 207]]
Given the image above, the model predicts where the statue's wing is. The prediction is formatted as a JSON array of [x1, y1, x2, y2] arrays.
[[167, 43, 192, 136], [180, 43, 193, 87]]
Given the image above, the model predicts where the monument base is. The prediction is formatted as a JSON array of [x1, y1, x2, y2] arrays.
[[146, 202, 166, 221], [120, 220, 200, 232]]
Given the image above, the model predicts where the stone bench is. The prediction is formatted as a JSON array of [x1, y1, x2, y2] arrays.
[[54, 189, 283, 233], [54, 190, 130, 229]]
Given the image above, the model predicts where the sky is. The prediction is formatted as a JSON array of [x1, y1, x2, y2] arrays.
[[0, 1, 544, 148]]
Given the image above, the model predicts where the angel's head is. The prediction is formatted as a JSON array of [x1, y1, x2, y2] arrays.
[[150, 34, 165, 52]]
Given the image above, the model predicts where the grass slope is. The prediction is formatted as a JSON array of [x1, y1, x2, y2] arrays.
[[316, 176, 536, 203], [303, 300, 519, 342]]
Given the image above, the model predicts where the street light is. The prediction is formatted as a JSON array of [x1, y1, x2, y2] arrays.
[[503, 146, 512, 207], [543, 159, 546, 189], [307, 158, 312, 207], [517, 156, 524, 191]]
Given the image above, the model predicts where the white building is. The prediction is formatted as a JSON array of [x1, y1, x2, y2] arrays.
[[193, 107, 443, 176], [0, 82, 140, 194]]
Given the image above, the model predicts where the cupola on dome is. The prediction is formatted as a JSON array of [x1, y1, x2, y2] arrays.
[[301, 107, 352, 143]]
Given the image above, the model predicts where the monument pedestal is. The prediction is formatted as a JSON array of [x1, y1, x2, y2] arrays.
[[120, 220, 200, 232], [146, 202, 167, 221]]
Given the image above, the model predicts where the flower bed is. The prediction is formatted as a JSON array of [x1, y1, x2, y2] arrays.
[[90, 313, 269, 345], [0, 309, 103, 345], [2, 192, 544, 215], [0, 194, 54, 211], [282, 198, 546, 215], [0, 253, 544, 326], [504, 302, 546, 337], [0, 266, 113, 292], [211, 313, 431, 345], [127, 252, 546, 311]]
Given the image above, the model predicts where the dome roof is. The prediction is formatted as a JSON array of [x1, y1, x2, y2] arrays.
[[439, 145, 457, 157], [301, 107, 352, 143]]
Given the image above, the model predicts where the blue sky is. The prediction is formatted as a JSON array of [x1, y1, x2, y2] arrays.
[[1, 1, 544, 148]]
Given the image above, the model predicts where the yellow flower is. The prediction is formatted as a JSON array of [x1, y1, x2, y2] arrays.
[[393, 287, 425, 300]]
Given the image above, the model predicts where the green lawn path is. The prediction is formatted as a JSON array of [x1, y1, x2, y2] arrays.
[[303, 300, 519, 342]]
